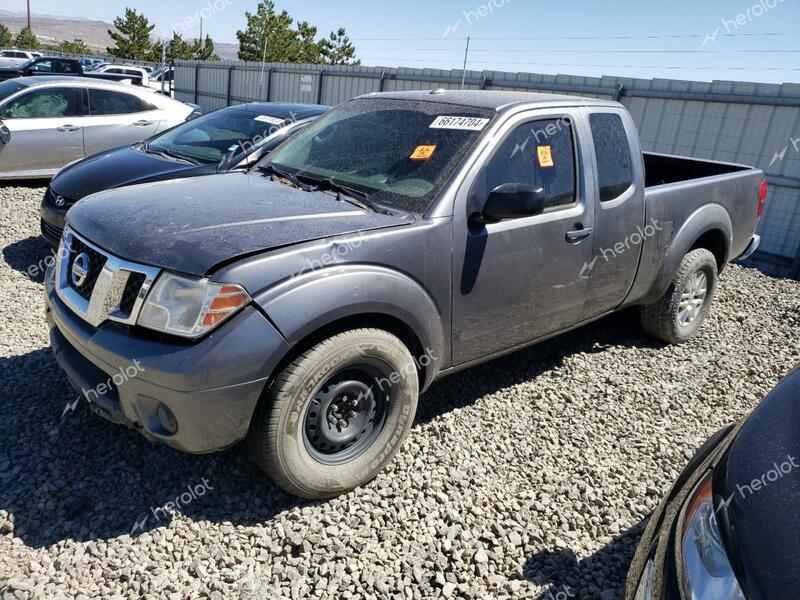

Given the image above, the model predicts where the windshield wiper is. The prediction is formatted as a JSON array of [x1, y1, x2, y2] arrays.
[[259, 163, 316, 191], [142, 143, 197, 164], [298, 175, 377, 212]]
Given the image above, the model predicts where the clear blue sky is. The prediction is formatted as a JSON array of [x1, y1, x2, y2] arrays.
[[7, 0, 800, 83]]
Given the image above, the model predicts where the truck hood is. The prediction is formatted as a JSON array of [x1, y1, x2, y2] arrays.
[[52, 145, 209, 202], [67, 172, 412, 277]]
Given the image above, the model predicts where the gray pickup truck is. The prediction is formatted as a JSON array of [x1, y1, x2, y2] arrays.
[[44, 90, 765, 498]]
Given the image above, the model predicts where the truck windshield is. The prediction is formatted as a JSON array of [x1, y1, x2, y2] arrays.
[[265, 98, 495, 214], [145, 107, 292, 163]]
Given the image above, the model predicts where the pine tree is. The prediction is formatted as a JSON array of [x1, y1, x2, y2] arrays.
[[107, 8, 155, 60], [14, 27, 40, 51], [194, 35, 220, 61], [236, 1, 301, 63], [0, 23, 12, 48], [294, 21, 322, 64], [58, 39, 90, 55], [320, 28, 359, 66]]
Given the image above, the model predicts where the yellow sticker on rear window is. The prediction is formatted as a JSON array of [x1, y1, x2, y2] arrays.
[[537, 145, 554, 168], [410, 144, 437, 161]]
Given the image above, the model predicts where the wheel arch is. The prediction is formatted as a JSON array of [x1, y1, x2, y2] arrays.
[[642, 204, 732, 304], [254, 265, 447, 392]]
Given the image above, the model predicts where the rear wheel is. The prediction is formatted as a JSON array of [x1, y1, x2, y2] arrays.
[[640, 248, 718, 344], [248, 328, 419, 499]]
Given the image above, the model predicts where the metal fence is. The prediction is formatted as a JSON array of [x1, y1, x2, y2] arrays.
[[173, 60, 800, 279]]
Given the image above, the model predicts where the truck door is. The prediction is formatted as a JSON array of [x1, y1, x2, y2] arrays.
[[582, 111, 646, 318], [451, 111, 594, 365]]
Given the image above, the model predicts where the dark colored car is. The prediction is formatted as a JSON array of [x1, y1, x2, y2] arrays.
[[626, 365, 800, 600], [45, 90, 764, 499], [40, 102, 327, 245], [0, 57, 144, 85]]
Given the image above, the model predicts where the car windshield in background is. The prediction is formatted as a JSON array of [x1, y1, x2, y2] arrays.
[[145, 107, 292, 163], [265, 98, 495, 214], [0, 80, 24, 105]]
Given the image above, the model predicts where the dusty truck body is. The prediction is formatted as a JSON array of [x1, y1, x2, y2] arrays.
[[44, 90, 765, 498]]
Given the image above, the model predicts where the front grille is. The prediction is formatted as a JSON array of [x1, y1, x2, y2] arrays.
[[55, 227, 161, 328], [41, 219, 63, 245], [120, 272, 146, 315], [67, 237, 108, 300]]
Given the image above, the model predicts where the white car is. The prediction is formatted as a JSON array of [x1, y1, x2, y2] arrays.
[[93, 64, 150, 86], [0, 76, 195, 179]]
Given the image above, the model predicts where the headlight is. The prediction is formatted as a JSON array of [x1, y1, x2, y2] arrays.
[[680, 474, 745, 599], [137, 272, 250, 338], [633, 558, 655, 600]]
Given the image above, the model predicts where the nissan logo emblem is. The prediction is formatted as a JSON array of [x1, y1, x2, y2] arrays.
[[54, 195, 66, 207], [71, 252, 90, 288]]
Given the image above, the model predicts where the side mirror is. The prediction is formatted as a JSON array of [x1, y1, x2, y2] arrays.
[[472, 183, 546, 225], [0, 122, 10, 145]]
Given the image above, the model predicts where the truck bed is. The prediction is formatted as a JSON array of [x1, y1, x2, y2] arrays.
[[643, 151, 751, 187]]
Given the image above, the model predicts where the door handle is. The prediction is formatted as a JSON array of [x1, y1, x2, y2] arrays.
[[57, 125, 80, 132], [566, 226, 593, 243], [132, 120, 154, 126]]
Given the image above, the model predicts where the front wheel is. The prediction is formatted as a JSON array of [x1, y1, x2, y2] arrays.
[[640, 248, 719, 344], [248, 328, 419, 499]]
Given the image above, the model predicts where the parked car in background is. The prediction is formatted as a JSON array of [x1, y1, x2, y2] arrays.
[[0, 57, 147, 85], [626, 365, 800, 600], [78, 57, 106, 71], [148, 65, 174, 96], [93, 64, 150, 86], [0, 50, 41, 61], [44, 90, 765, 499], [40, 102, 328, 245], [0, 77, 196, 180]]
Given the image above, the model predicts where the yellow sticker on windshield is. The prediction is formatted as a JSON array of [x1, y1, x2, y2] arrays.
[[410, 144, 437, 161], [537, 145, 554, 168]]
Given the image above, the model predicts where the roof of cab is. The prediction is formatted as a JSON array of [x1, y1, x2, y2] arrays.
[[357, 89, 620, 111]]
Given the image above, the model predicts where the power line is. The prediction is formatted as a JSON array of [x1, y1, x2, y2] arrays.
[[350, 32, 800, 41], [356, 47, 800, 54], [357, 57, 800, 71]]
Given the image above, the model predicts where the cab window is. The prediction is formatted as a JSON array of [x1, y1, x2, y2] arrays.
[[484, 118, 577, 210], [88, 89, 146, 115]]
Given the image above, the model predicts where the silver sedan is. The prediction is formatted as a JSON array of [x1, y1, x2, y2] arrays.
[[0, 76, 196, 180]]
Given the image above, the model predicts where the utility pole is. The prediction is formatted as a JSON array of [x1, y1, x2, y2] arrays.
[[258, 17, 269, 100], [460, 36, 470, 90], [26, 0, 32, 32], [199, 18, 203, 44]]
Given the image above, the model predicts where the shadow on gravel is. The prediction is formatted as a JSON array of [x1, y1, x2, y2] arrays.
[[0, 348, 309, 550], [523, 520, 647, 600], [416, 308, 664, 426], [2, 235, 54, 284], [0, 309, 661, 550]]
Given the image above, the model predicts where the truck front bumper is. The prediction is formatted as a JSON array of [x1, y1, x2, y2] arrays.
[[45, 266, 291, 454]]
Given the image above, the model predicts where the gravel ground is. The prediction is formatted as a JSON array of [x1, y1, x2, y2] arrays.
[[0, 182, 798, 600]]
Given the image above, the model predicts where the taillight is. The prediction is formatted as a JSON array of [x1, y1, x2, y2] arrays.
[[757, 179, 768, 220]]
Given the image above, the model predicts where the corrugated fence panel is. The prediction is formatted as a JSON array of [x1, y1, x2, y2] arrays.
[[172, 59, 800, 278]]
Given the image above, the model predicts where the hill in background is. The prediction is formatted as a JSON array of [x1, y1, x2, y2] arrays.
[[0, 9, 239, 59]]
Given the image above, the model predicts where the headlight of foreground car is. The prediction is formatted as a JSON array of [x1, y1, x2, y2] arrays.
[[138, 272, 250, 338], [680, 474, 745, 599]]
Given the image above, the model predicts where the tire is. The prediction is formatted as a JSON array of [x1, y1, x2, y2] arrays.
[[640, 248, 718, 344], [248, 328, 419, 499]]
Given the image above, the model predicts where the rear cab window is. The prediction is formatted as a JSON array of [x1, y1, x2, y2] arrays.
[[589, 113, 634, 202]]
